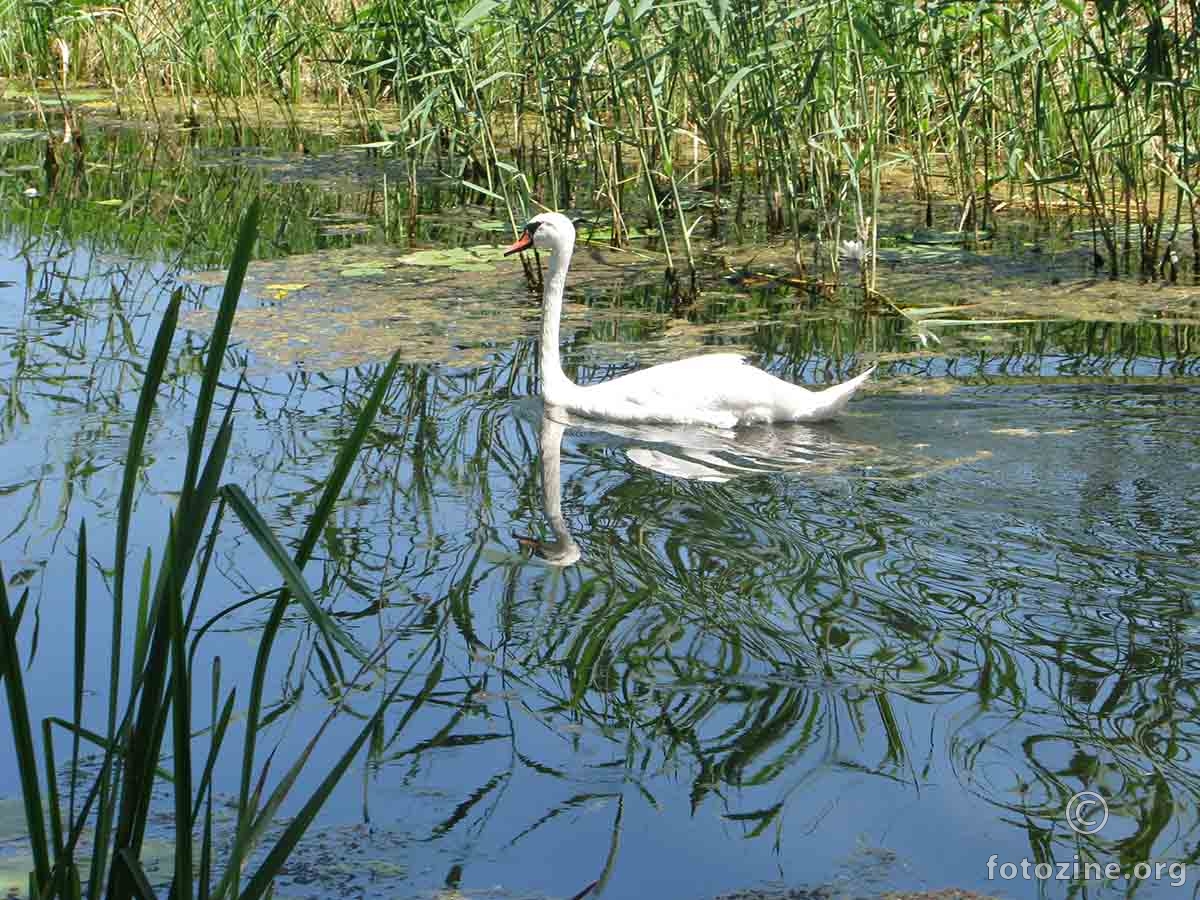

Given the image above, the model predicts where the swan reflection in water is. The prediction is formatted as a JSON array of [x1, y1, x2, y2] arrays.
[[518, 409, 881, 567]]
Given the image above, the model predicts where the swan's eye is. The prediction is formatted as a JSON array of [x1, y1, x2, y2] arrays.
[[525, 220, 543, 238]]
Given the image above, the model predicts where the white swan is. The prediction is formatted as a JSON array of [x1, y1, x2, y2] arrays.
[[504, 212, 875, 428]]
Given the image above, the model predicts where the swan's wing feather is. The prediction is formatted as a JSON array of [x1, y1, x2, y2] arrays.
[[581, 353, 775, 426], [602, 353, 755, 403], [569, 352, 869, 426]]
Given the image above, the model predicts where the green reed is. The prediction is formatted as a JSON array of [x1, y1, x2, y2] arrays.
[[4, 0, 1197, 282], [0, 201, 435, 900]]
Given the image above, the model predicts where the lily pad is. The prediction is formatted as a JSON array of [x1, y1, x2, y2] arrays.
[[395, 245, 497, 272], [899, 303, 981, 318], [0, 839, 180, 897], [182, 243, 654, 371], [897, 228, 993, 245], [57, 90, 111, 104], [576, 223, 649, 242], [339, 264, 390, 278], [991, 427, 1076, 437], [265, 282, 311, 299]]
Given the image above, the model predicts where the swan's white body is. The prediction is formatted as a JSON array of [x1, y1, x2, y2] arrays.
[[508, 212, 874, 429]]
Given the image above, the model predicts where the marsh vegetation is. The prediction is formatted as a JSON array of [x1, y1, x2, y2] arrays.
[[6, 0, 1200, 287], [1, 3, 1200, 900]]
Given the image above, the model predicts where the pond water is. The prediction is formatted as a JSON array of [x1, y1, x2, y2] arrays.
[[2, 115, 1200, 900]]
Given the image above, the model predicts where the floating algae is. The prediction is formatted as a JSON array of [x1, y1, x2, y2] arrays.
[[181, 243, 659, 371]]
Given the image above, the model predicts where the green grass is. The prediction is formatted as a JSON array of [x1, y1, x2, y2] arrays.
[[0, 200, 433, 900]]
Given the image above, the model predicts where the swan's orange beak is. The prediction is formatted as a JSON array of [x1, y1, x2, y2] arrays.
[[503, 232, 533, 256]]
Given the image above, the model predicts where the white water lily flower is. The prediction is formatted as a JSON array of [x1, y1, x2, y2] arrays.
[[913, 326, 942, 348], [22, 187, 39, 199], [839, 239, 866, 262]]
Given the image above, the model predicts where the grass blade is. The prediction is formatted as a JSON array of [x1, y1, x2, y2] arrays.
[[221, 484, 367, 666], [181, 200, 259, 514], [236, 625, 440, 900], [41, 718, 65, 889], [190, 688, 236, 825], [118, 848, 160, 900], [93, 288, 181, 900], [227, 351, 401, 897], [295, 350, 402, 567], [108, 522, 180, 900], [198, 789, 214, 900], [0, 567, 51, 892], [112, 288, 181, 708], [132, 548, 153, 676], [168, 531, 194, 900], [11, 586, 28, 634], [71, 520, 87, 829]]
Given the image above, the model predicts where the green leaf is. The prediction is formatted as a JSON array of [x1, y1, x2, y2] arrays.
[[0, 569, 51, 893], [221, 485, 369, 666], [183, 200, 259, 514], [117, 848, 159, 900], [236, 626, 442, 900], [710, 65, 762, 118], [295, 350, 401, 571], [395, 245, 497, 272], [461, 179, 504, 202], [0, 129, 45, 144], [456, 0, 500, 31], [169, 535, 194, 900], [112, 287, 180, 675], [94, 281, 182, 900], [190, 688, 236, 825], [226, 352, 401, 896], [70, 521, 87, 837], [852, 14, 892, 63], [473, 70, 518, 90], [339, 265, 388, 278]]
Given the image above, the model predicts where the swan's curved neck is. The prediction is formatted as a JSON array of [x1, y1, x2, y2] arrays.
[[540, 242, 575, 403]]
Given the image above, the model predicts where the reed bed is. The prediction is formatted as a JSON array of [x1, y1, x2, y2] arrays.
[[4, 1, 1197, 283]]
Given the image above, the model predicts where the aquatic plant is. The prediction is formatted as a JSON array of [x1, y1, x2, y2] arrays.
[[0, 200, 435, 900], [5, 0, 1197, 284]]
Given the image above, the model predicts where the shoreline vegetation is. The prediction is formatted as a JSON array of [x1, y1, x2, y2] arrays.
[[3, 1, 1198, 292]]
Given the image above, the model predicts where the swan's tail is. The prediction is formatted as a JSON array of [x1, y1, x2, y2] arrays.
[[807, 366, 876, 420]]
